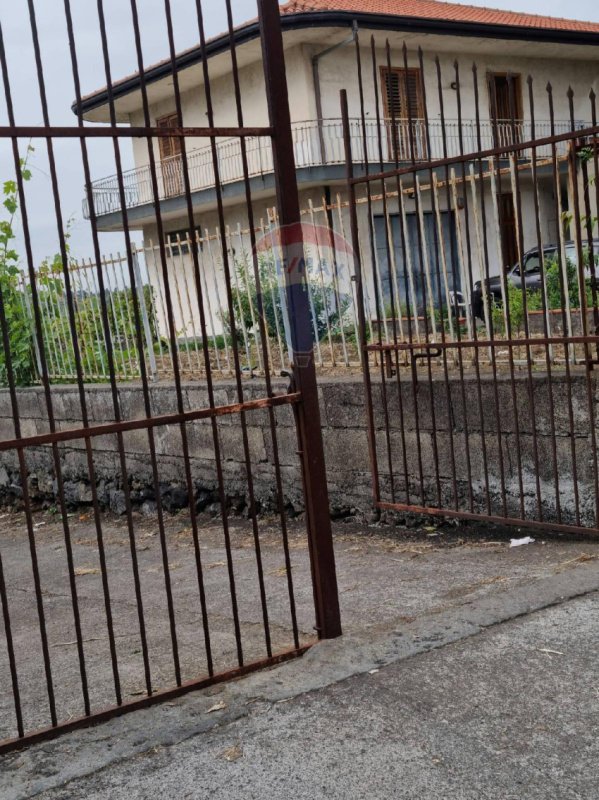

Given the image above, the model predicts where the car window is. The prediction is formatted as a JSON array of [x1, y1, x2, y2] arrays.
[[523, 253, 542, 274], [565, 246, 577, 264]]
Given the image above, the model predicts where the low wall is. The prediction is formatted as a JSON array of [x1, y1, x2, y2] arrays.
[[0, 371, 597, 525]]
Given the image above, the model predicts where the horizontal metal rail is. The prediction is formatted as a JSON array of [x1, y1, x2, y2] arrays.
[[350, 123, 599, 185], [0, 645, 311, 756], [366, 335, 599, 352], [0, 125, 274, 138], [0, 392, 301, 452], [377, 502, 599, 538]]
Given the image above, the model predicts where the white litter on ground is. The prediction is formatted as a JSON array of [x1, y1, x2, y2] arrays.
[[510, 536, 535, 548]]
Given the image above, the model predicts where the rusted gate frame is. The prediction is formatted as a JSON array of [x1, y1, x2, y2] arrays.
[[0, 0, 340, 754], [341, 35, 599, 537]]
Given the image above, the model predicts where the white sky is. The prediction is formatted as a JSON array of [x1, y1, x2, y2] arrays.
[[0, 0, 598, 264]]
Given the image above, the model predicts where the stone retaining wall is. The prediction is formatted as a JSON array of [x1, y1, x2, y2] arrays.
[[0, 371, 597, 524]]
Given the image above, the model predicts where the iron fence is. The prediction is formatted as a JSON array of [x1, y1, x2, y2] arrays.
[[85, 116, 581, 217], [342, 33, 599, 538], [15, 252, 157, 383], [14, 142, 599, 388], [0, 0, 340, 755]]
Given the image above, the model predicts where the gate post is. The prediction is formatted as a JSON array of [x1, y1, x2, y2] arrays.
[[257, 0, 341, 639]]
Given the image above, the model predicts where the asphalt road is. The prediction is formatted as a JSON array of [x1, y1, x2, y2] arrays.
[[2, 516, 599, 799], [24, 590, 599, 800]]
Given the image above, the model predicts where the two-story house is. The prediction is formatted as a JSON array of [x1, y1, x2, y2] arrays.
[[76, 0, 599, 350]]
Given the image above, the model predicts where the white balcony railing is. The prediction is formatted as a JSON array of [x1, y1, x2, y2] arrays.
[[83, 117, 584, 218]]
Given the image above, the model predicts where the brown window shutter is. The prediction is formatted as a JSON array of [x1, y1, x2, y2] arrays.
[[157, 113, 182, 161], [381, 67, 423, 120]]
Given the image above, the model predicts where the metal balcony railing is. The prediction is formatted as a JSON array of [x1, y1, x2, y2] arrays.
[[83, 117, 584, 218]]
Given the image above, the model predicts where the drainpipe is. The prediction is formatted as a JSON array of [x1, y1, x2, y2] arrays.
[[311, 20, 358, 163]]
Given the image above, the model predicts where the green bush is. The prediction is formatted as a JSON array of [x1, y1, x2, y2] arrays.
[[0, 152, 37, 387], [223, 253, 352, 345], [491, 282, 543, 336]]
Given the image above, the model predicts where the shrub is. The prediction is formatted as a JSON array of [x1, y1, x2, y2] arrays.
[[223, 252, 352, 345], [0, 151, 37, 387]]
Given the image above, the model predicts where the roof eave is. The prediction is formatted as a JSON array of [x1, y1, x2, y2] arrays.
[[73, 10, 599, 117]]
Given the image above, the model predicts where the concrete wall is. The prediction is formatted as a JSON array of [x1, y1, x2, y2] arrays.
[[318, 42, 599, 127], [0, 372, 597, 527]]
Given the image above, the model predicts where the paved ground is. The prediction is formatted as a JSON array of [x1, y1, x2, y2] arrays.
[[2, 512, 599, 798]]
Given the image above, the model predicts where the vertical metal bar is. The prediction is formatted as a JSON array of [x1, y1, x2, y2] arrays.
[[132, 252, 158, 380], [434, 55, 474, 513], [193, 232, 222, 374], [224, 0, 299, 643], [258, 0, 341, 639], [546, 82, 581, 523], [104, 255, 128, 378], [308, 199, 336, 366], [588, 90, 599, 356], [507, 72, 543, 521], [374, 39, 411, 507], [82, 258, 108, 380], [417, 45, 458, 509], [354, 31, 396, 505], [193, 0, 273, 659], [235, 223, 263, 374], [471, 62, 509, 517], [452, 59, 491, 513], [322, 192, 350, 366], [0, 549, 22, 737], [566, 87, 599, 527], [342, 90, 385, 509], [335, 193, 363, 362], [147, 239, 173, 374], [487, 68, 526, 519], [205, 230, 232, 373], [525, 74, 562, 520], [399, 42, 444, 508]]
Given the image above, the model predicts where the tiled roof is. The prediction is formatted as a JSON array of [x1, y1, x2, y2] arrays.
[[281, 0, 599, 33]]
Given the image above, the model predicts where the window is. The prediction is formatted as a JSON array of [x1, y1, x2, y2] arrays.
[[157, 113, 184, 197], [521, 252, 544, 275], [381, 67, 423, 121], [380, 67, 426, 160], [374, 212, 459, 313], [157, 113, 182, 161], [488, 73, 523, 146]]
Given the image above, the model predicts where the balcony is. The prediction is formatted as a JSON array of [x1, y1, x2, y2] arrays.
[[83, 117, 583, 219]]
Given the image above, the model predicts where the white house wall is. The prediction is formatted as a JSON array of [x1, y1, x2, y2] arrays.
[[315, 38, 599, 129], [120, 30, 598, 341], [128, 44, 316, 181]]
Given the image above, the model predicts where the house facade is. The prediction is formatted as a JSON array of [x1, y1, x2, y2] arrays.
[[77, 0, 599, 349]]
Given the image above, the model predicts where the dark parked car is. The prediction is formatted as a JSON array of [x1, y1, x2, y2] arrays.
[[471, 240, 599, 320]]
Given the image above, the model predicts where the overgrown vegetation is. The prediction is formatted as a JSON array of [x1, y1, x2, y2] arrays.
[[0, 149, 37, 386], [0, 153, 158, 388], [222, 253, 353, 345], [490, 253, 596, 336]]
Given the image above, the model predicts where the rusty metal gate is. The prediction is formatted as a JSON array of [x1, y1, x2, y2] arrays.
[[342, 34, 599, 537], [0, 0, 340, 752]]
